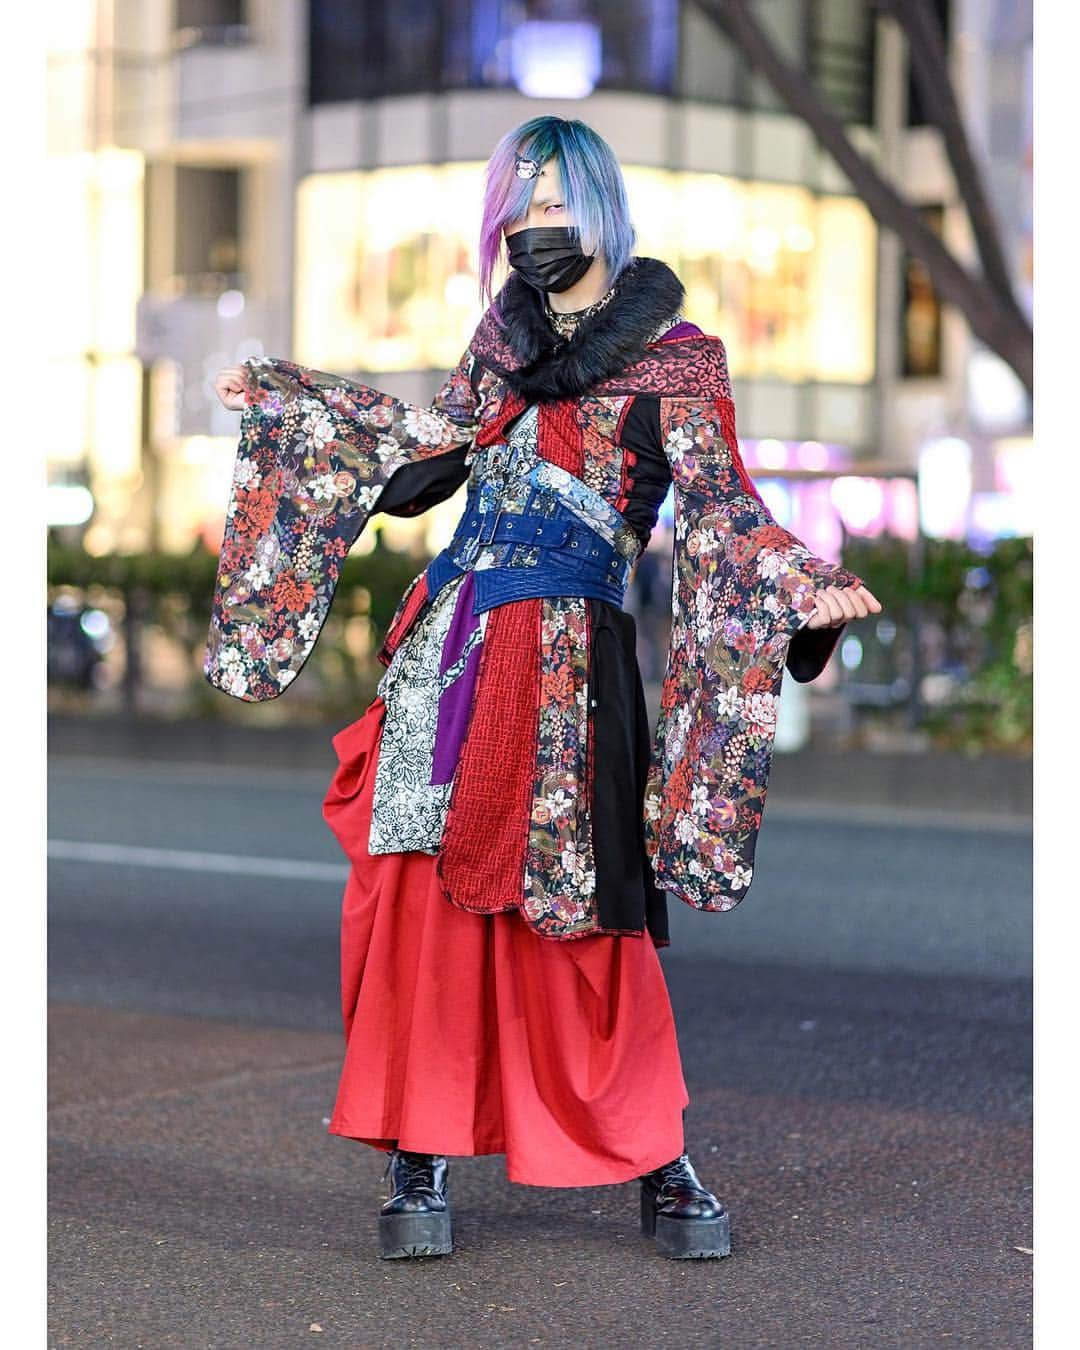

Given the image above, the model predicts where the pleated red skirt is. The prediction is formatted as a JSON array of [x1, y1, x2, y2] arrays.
[[322, 695, 690, 1187]]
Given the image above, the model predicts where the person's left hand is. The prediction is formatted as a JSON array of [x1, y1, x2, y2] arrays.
[[214, 366, 249, 412], [803, 584, 883, 630]]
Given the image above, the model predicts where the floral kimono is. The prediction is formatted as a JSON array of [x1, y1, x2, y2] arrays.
[[204, 256, 863, 947]]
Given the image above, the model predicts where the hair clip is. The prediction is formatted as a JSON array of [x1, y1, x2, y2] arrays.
[[514, 154, 541, 180]]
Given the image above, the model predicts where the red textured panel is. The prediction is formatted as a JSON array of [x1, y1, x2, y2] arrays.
[[436, 598, 541, 913], [614, 445, 637, 515], [716, 396, 765, 506], [475, 391, 527, 448], [614, 395, 634, 442], [538, 401, 584, 474]]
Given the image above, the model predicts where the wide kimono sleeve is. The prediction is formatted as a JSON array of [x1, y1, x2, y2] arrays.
[[203, 349, 483, 702], [643, 347, 865, 912]]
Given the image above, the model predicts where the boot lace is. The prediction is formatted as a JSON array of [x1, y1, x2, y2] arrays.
[[655, 1153, 694, 1191], [384, 1149, 437, 1191]]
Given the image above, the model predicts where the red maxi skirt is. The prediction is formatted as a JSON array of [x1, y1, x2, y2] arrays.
[[322, 695, 690, 1188]]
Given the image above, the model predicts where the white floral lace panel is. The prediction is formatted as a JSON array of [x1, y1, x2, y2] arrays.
[[368, 572, 487, 855]]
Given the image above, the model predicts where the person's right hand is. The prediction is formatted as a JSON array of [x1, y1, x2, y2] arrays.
[[803, 584, 883, 630], [214, 366, 249, 412]]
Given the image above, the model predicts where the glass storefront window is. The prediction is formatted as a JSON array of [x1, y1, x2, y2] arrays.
[[294, 163, 876, 385], [46, 147, 146, 544], [295, 164, 485, 374], [678, 0, 876, 121], [308, 0, 679, 105], [808, 196, 877, 384], [308, 0, 874, 115]]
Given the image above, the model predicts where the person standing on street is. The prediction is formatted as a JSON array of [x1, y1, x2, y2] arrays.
[[209, 115, 882, 1261]]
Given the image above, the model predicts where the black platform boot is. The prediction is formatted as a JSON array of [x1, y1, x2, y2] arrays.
[[639, 1153, 731, 1259], [378, 1150, 453, 1259]]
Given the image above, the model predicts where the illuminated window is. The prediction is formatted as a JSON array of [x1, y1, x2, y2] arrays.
[[295, 165, 486, 373], [295, 163, 876, 384], [307, 0, 678, 105], [901, 205, 944, 377], [46, 149, 146, 542]]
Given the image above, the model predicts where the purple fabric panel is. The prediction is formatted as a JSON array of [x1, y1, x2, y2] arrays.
[[439, 571, 478, 676], [430, 639, 483, 785], [431, 572, 483, 785], [658, 321, 703, 341]]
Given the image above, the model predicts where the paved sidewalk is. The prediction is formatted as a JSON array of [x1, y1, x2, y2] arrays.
[[47, 722, 1033, 1346], [48, 964, 1032, 1349]]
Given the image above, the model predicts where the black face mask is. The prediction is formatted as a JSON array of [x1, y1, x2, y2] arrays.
[[506, 226, 595, 293]]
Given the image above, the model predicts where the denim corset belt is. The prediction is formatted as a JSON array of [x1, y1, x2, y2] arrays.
[[424, 404, 642, 615]]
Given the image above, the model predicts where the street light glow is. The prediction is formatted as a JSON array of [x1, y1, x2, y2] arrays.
[[510, 21, 602, 99], [918, 437, 973, 540], [47, 484, 94, 527]]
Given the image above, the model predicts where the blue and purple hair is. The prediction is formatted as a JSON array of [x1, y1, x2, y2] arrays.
[[478, 116, 637, 308]]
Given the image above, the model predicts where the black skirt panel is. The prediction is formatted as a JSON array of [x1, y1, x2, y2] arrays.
[[588, 599, 670, 946]]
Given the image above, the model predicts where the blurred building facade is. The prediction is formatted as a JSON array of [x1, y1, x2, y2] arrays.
[[46, 0, 1032, 564]]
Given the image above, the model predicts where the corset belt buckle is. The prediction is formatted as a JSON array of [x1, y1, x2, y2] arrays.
[[479, 503, 504, 549]]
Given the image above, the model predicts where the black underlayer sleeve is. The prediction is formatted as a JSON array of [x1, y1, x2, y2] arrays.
[[377, 353, 487, 517], [615, 396, 673, 549], [376, 445, 472, 518], [785, 623, 845, 683]]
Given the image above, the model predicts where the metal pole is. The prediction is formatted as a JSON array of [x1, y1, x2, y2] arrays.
[[122, 582, 144, 716], [907, 524, 926, 730]]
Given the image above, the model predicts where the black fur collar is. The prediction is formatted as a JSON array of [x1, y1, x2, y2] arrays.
[[470, 256, 685, 403]]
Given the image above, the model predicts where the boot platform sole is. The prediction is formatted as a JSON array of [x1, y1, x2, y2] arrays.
[[378, 1210, 453, 1259], [641, 1191, 732, 1259]]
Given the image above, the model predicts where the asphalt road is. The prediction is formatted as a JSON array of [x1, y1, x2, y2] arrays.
[[48, 757, 1033, 1348]]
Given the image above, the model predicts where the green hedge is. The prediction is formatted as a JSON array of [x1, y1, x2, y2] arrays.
[[47, 538, 425, 641], [843, 534, 1033, 753], [48, 534, 1033, 750], [47, 537, 430, 721], [842, 535, 1032, 652]]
